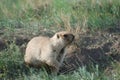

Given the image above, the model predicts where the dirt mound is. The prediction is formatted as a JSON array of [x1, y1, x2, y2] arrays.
[[59, 28, 120, 74]]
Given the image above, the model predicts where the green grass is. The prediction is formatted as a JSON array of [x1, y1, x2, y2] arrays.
[[0, 0, 120, 80], [0, 43, 108, 80], [0, 0, 119, 29]]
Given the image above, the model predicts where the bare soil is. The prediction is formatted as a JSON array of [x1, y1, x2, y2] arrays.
[[60, 27, 120, 74]]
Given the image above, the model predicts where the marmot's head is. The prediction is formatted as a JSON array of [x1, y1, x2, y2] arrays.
[[53, 31, 74, 46]]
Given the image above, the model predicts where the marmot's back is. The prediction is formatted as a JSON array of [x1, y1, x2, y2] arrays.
[[24, 36, 51, 65]]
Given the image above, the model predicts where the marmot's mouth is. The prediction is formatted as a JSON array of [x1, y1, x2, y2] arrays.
[[66, 35, 74, 44], [70, 35, 75, 42], [72, 35, 75, 41]]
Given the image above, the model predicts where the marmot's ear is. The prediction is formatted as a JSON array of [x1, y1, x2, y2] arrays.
[[57, 34, 59, 39]]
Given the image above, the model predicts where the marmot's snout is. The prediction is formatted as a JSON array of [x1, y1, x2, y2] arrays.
[[68, 34, 74, 42], [63, 34, 74, 44], [70, 34, 74, 43]]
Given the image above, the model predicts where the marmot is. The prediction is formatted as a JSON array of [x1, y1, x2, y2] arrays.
[[24, 31, 74, 73]]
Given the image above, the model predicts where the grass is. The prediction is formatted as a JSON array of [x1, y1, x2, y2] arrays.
[[0, 0, 120, 80], [0, 0, 119, 29], [0, 44, 109, 80]]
